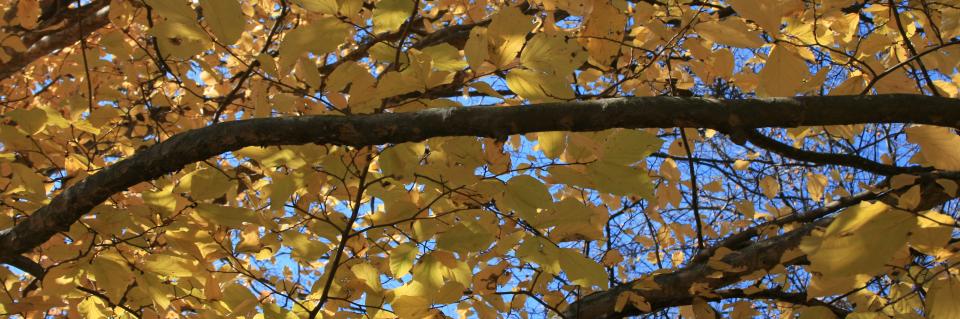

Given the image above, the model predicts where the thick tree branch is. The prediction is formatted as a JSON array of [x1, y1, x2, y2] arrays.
[[1, 94, 959, 264], [0, 0, 111, 81], [565, 176, 952, 318]]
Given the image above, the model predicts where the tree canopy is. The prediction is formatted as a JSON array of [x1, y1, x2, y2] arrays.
[[1, 0, 960, 318]]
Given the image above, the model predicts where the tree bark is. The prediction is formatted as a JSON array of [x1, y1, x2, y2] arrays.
[[0, 93, 957, 291], [564, 176, 952, 318], [0, 0, 110, 81]]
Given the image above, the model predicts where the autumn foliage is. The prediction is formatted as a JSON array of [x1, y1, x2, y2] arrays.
[[1, 0, 960, 318]]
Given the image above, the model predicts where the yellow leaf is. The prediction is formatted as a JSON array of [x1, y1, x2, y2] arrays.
[[392, 295, 430, 318], [807, 273, 873, 298], [136, 274, 171, 310], [292, 0, 338, 14], [268, 174, 298, 211], [588, 161, 653, 197], [499, 175, 553, 221], [351, 263, 382, 292], [905, 125, 960, 170], [222, 282, 258, 315], [278, 18, 350, 71], [325, 61, 375, 95], [149, 20, 210, 60], [411, 254, 446, 290], [726, 0, 785, 37], [6, 108, 47, 135], [581, 0, 627, 69], [236, 224, 262, 253], [436, 223, 495, 253], [728, 301, 758, 319], [389, 243, 418, 278], [469, 81, 504, 99], [89, 252, 133, 303], [15, 0, 40, 29], [284, 231, 329, 261], [143, 254, 194, 277], [733, 160, 750, 170], [200, 0, 244, 44], [179, 167, 232, 201], [537, 131, 566, 159], [601, 129, 663, 165], [9, 163, 44, 197], [927, 273, 960, 319], [422, 43, 467, 72], [897, 185, 921, 210], [78, 297, 107, 318], [696, 18, 765, 48], [797, 306, 838, 319], [759, 175, 780, 199], [910, 211, 955, 257], [41, 263, 79, 297], [614, 291, 651, 312], [143, 183, 177, 215], [691, 298, 718, 319], [87, 107, 121, 128], [506, 68, 574, 101], [521, 33, 587, 75], [195, 203, 256, 228], [558, 248, 609, 289], [806, 173, 828, 202], [144, 0, 195, 22], [516, 237, 561, 274], [937, 178, 958, 197], [464, 27, 489, 71], [379, 142, 425, 180], [373, 0, 414, 34], [800, 201, 916, 276], [757, 45, 809, 97], [486, 6, 533, 68]]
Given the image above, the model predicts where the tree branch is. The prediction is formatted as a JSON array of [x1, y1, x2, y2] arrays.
[[0, 0, 111, 81], [739, 129, 928, 176], [564, 175, 952, 318], [1, 94, 959, 264]]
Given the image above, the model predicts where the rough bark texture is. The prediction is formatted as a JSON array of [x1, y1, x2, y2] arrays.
[[0, 0, 110, 81], [0, 94, 957, 316], [564, 177, 952, 318], [2, 94, 959, 261]]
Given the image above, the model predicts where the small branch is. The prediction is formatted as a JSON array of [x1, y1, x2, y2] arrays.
[[679, 128, 704, 250], [739, 129, 928, 176], [886, 0, 940, 96]]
